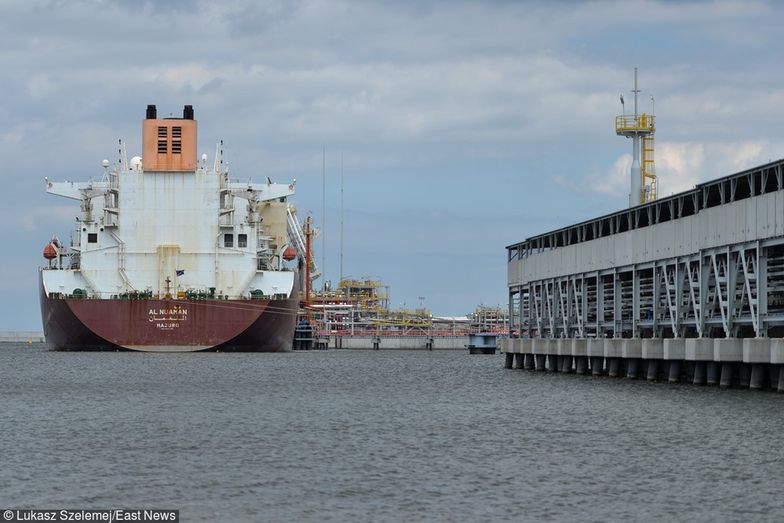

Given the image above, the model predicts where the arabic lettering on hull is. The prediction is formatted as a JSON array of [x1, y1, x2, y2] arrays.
[[148, 306, 189, 329]]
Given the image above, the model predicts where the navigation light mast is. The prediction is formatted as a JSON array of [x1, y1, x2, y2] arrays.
[[616, 68, 657, 207]]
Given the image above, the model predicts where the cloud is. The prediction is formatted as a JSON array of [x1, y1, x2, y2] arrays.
[[656, 142, 705, 194], [4, 0, 784, 327], [557, 139, 782, 201], [553, 154, 630, 197]]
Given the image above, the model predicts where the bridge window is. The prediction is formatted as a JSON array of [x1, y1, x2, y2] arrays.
[[87, 233, 98, 243], [238, 234, 247, 248], [224, 234, 233, 248]]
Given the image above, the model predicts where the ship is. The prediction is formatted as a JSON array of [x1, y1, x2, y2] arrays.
[[39, 105, 304, 352]]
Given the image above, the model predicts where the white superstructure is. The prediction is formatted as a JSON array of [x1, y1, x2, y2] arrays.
[[42, 105, 297, 301]]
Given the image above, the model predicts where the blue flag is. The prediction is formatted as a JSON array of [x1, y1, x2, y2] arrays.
[[175, 269, 185, 277]]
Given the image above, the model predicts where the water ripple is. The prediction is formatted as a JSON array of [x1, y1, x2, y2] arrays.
[[1, 344, 783, 522]]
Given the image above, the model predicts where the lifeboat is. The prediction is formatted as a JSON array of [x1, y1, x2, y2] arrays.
[[43, 243, 57, 260], [282, 245, 297, 261]]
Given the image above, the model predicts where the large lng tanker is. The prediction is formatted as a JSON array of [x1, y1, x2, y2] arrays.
[[39, 105, 303, 352]]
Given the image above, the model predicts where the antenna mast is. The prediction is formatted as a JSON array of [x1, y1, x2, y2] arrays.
[[322, 146, 326, 290], [340, 152, 344, 285]]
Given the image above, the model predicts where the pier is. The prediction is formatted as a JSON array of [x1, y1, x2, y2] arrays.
[[0, 331, 44, 343], [500, 337, 784, 390], [316, 334, 468, 350], [503, 158, 784, 391]]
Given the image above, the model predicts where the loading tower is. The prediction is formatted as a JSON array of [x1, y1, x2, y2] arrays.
[[616, 68, 656, 206]]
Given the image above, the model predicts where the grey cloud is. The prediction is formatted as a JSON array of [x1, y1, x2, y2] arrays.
[[3, 0, 784, 327]]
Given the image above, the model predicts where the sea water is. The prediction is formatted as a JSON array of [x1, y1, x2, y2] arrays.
[[2, 344, 783, 522]]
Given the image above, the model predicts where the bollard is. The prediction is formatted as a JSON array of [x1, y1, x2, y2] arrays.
[[535, 354, 546, 371], [750, 364, 766, 390], [524, 353, 535, 370], [668, 360, 682, 383], [608, 357, 621, 377], [693, 361, 706, 385], [706, 361, 720, 386], [514, 353, 524, 370], [719, 362, 734, 388], [627, 358, 640, 379], [575, 356, 588, 375], [504, 353, 514, 369], [646, 359, 659, 381], [548, 355, 559, 372]]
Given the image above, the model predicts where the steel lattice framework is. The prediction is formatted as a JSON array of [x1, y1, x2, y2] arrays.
[[507, 159, 784, 340]]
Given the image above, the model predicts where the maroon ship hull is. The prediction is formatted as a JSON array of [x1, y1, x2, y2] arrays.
[[39, 276, 298, 352]]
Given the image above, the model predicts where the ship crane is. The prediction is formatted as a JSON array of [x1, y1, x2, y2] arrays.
[[225, 180, 295, 204], [616, 67, 657, 206], [286, 205, 321, 283]]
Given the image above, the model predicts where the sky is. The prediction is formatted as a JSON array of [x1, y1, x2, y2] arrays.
[[3, 0, 784, 330]]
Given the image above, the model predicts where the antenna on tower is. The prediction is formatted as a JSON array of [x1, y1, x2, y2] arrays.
[[340, 152, 344, 286], [615, 67, 657, 207], [322, 145, 326, 291]]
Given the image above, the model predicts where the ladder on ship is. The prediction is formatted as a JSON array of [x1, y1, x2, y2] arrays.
[[110, 231, 134, 290]]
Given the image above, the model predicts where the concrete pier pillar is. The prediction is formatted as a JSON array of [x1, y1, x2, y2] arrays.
[[668, 360, 681, 383], [772, 341, 784, 388], [504, 353, 514, 369], [686, 361, 696, 383], [750, 364, 766, 390], [693, 361, 707, 385], [604, 339, 622, 371], [621, 339, 642, 380], [608, 357, 621, 377], [642, 338, 664, 382], [591, 356, 603, 376], [627, 358, 640, 379], [777, 365, 784, 393], [575, 356, 588, 375], [744, 338, 771, 367], [706, 362, 720, 386], [769, 365, 780, 389], [738, 363, 751, 388], [557, 339, 571, 372], [720, 362, 735, 388], [587, 339, 604, 375], [524, 353, 535, 370], [646, 359, 659, 381], [535, 354, 546, 371], [514, 353, 524, 370], [547, 355, 558, 372], [571, 339, 587, 365]]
